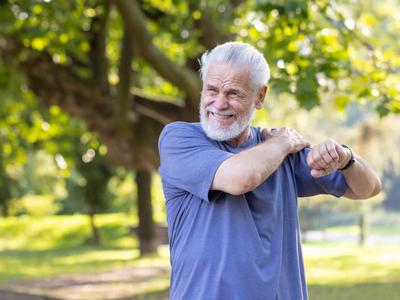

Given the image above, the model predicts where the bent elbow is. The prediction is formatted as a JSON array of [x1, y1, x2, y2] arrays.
[[365, 177, 383, 199], [229, 173, 261, 195], [371, 178, 382, 197], [352, 178, 382, 200], [344, 176, 383, 200]]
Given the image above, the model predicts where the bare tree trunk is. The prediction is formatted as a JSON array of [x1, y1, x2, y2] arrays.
[[88, 206, 101, 245], [0, 147, 10, 218], [135, 170, 156, 255], [358, 206, 367, 247], [1, 202, 9, 218]]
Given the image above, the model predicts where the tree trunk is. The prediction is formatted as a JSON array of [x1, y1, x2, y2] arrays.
[[135, 170, 156, 255], [358, 208, 367, 247], [0, 149, 11, 218], [88, 206, 101, 246], [1, 202, 9, 218]]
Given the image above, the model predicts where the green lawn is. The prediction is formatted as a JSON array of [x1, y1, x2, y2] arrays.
[[304, 243, 400, 299], [1, 214, 399, 299], [0, 214, 169, 282]]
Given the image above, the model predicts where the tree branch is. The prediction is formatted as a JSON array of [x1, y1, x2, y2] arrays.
[[188, 2, 234, 50], [117, 22, 136, 127], [131, 88, 183, 124], [113, 0, 202, 108], [18, 53, 165, 170], [188, 0, 240, 51], [89, 0, 111, 95], [0, 36, 182, 169]]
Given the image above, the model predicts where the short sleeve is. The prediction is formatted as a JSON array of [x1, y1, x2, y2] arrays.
[[292, 147, 347, 197], [158, 122, 233, 202]]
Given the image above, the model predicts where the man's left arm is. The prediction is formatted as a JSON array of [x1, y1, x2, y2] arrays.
[[307, 140, 382, 200]]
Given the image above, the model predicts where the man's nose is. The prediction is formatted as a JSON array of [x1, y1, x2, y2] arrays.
[[213, 94, 229, 110]]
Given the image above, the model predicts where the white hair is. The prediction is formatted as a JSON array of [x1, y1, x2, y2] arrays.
[[199, 41, 270, 90]]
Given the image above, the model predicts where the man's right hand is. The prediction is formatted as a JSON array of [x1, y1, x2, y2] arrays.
[[263, 127, 310, 154]]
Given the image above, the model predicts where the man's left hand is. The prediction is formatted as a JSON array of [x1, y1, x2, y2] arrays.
[[307, 140, 350, 178]]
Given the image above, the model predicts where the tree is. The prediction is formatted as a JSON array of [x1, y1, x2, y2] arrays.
[[0, 149, 13, 217], [0, 0, 399, 254], [78, 147, 113, 245], [0, 59, 116, 244], [0, 60, 42, 216]]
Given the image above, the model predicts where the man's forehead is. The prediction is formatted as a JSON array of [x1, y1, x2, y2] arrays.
[[204, 63, 250, 85]]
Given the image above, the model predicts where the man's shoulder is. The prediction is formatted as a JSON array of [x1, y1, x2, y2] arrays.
[[159, 121, 205, 147], [163, 121, 201, 132], [160, 121, 203, 138]]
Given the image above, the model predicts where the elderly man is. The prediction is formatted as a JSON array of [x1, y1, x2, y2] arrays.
[[158, 42, 381, 300]]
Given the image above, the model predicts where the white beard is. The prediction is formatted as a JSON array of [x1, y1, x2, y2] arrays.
[[200, 104, 255, 141]]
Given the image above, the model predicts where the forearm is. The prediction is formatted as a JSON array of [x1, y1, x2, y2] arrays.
[[211, 139, 289, 195], [342, 154, 382, 199]]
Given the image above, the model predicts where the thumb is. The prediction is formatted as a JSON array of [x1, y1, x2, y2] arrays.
[[263, 128, 277, 140], [311, 168, 326, 178]]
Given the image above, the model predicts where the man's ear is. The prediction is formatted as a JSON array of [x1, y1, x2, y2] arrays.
[[256, 85, 268, 109]]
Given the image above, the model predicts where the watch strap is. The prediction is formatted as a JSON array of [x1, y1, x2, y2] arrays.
[[339, 144, 355, 171]]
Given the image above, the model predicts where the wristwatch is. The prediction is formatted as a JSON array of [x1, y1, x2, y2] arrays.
[[339, 144, 355, 171]]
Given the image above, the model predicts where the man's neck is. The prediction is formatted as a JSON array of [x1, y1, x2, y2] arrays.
[[227, 126, 251, 147]]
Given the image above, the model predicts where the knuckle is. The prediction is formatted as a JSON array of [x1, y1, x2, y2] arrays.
[[328, 139, 337, 146]]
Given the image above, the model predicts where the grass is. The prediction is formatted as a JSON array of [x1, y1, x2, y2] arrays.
[[1, 214, 400, 299], [0, 213, 169, 282], [0, 213, 135, 251], [304, 242, 400, 299]]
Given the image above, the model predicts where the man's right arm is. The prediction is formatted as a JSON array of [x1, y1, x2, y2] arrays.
[[211, 128, 310, 195]]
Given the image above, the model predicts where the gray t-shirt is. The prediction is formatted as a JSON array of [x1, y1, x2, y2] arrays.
[[158, 121, 347, 300]]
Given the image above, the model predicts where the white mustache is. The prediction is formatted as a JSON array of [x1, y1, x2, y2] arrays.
[[206, 107, 237, 116]]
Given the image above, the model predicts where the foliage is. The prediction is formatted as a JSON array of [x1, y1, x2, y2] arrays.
[[11, 194, 61, 217], [107, 169, 137, 214], [0, 57, 116, 217], [0, 61, 63, 215], [0, 0, 398, 121], [9, 149, 67, 198]]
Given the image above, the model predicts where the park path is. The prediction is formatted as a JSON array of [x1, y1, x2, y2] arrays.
[[0, 265, 169, 300], [1, 231, 398, 300], [303, 230, 400, 244]]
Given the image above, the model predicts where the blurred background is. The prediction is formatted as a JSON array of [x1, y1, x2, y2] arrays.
[[0, 0, 399, 299]]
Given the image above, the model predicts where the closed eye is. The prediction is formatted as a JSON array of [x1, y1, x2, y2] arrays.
[[227, 89, 242, 98]]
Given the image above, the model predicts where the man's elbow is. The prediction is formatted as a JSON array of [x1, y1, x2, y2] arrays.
[[347, 178, 382, 200], [228, 173, 261, 195], [371, 178, 382, 197], [365, 177, 382, 199]]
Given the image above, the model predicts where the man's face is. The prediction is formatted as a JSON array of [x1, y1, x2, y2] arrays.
[[200, 63, 259, 141]]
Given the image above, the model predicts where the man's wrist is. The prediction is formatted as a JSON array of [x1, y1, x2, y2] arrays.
[[339, 144, 355, 171]]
